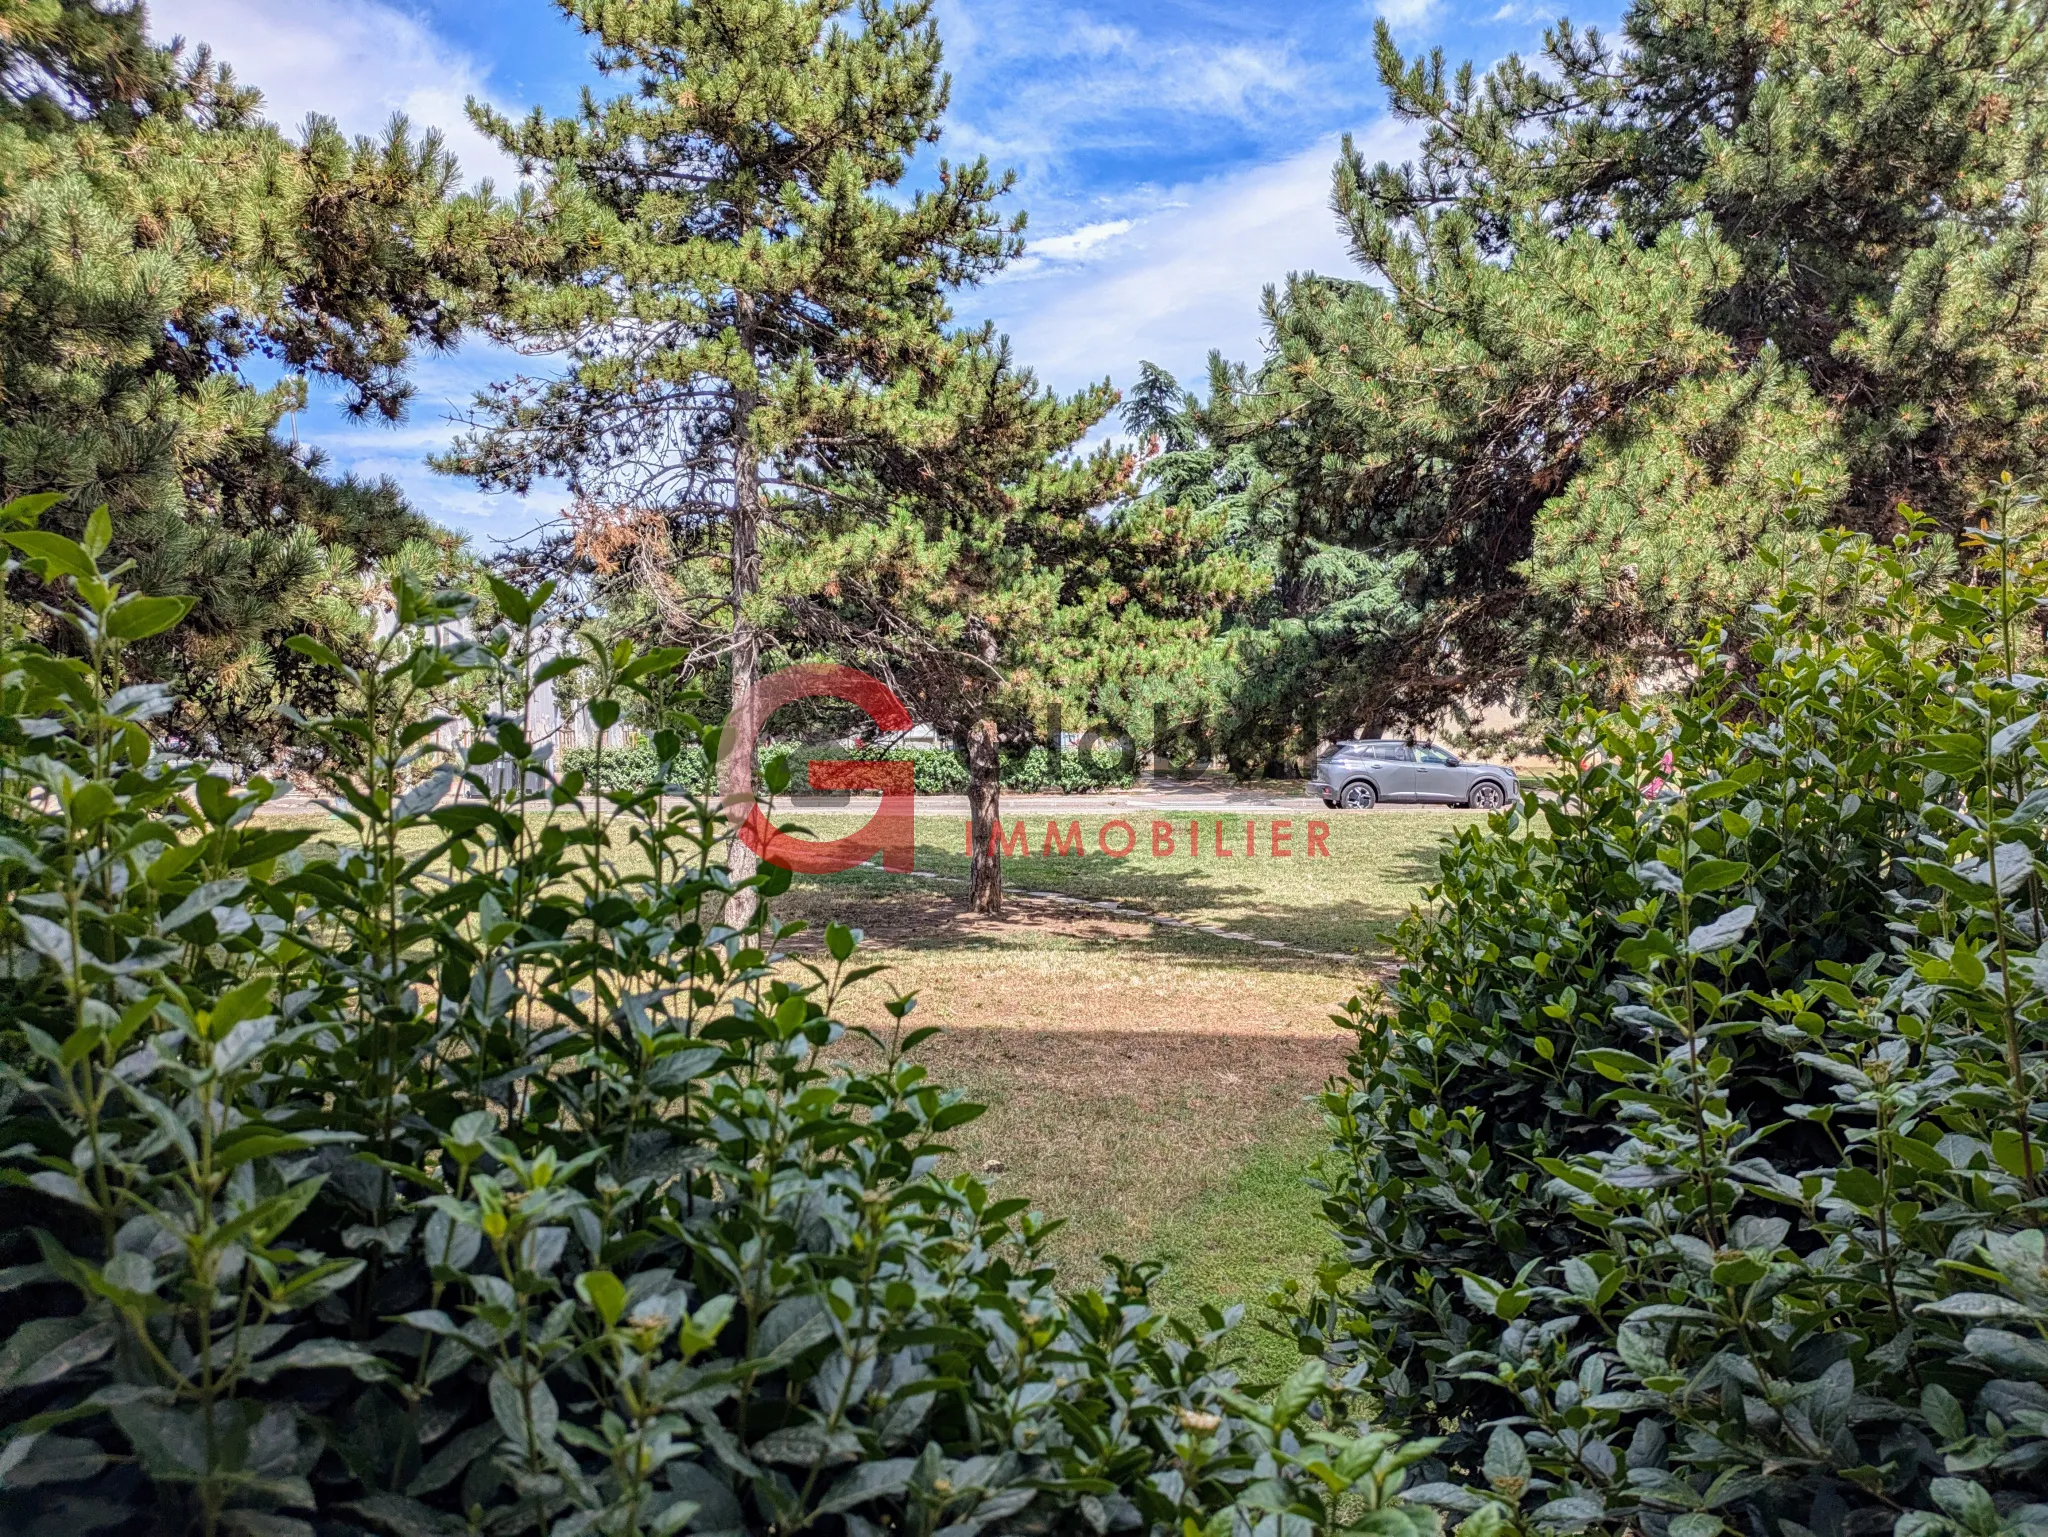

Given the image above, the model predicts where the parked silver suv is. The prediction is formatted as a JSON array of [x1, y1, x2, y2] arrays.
[[1309, 739, 1518, 811]]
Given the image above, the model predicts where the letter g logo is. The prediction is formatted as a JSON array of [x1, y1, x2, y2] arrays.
[[716, 664, 917, 874]]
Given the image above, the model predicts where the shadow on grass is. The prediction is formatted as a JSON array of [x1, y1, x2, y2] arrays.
[[776, 877, 1390, 975]]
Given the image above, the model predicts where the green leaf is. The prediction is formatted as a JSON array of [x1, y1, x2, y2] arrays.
[[1918, 1292, 2039, 1320], [577, 1270, 627, 1328], [1963, 1326, 2048, 1380], [284, 634, 349, 672], [1922, 1382, 1967, 1442], [1271, 1358, 1326, 1430], [243, 1340, 390, 1382], [1578, 1048, 1653, 1082], [485, 574, 533, 626], [3, 531, 93, 580], [0, 1318, 116, 1391], [1686, 904, 1755, 954], [1483, 1425, 1530, 1496], [1833, 1166, 1885, 1208], [201, 973, 275, 1042], [106, 595, 194, 641], [618, 647, 688, 684], [751, 1424, 862, 1466], [80, 507, 111, 559], [489, 1369, 560, 1451], [1993, 713, 2041, 758], [214, 1131, 312, 1170], [1683, 858, 1748, 895], [0, 492, 65, 528], [816, 1459, 916, 1515]]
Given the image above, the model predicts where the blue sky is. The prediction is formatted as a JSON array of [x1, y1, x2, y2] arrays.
[[149, 0, 1614, 551]]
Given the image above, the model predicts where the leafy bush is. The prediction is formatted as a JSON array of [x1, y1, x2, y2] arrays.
[[1288, 508, 2048, 1537], [0, 500, 1445, 1537], [557, 737, 712, 795], [997, 745, 1135, 795], [559, 741, 1137, 799]]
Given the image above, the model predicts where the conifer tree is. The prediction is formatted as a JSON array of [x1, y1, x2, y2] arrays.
[[1121, 360, 1416, 772], [771, 346, 1254, 913], [0, 4, 511, 757], [1232, 0, 2048, 708], [440, 0, 1019, 891]]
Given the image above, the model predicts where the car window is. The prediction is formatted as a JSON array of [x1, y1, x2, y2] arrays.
[[1415, 746, 1455, 765], [1365, 743, 1409, 760]]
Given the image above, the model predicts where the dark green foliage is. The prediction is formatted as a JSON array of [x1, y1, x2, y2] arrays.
[[1223, 0, 2048, 712], [0, 497, 1448, 1537], [1119, 361, 1419, 771], [0, 0, 181, 133], [443, 0, 1022, 702], [768, 339, 1249, 911], [556, 738, 1134, 800], [1292, 498, 2048, 1536], [558, 737, 715, 796], [0, 6, 507, 758]]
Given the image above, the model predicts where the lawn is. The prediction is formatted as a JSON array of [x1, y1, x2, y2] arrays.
[[776, 806, 1456, 955], [767, 805, 1467, 1370]]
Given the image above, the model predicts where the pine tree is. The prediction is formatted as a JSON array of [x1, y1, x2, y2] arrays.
[[439, 0, 1019, 895], [771, 345, 1254, 913], [0, 4, 509, 757], [0, 0, 177, 134], [1231, 0, 2048, 708]]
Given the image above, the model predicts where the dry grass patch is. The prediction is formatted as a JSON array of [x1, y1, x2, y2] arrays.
[[781, 883, 1371, 1276]]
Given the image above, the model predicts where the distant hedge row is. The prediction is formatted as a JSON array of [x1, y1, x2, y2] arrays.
[[557, 739, 1136, 795]]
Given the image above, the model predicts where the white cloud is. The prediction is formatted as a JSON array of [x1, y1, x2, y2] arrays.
[[147, 0, 518, 185], [1377, 0, 1443, 29], [967, 117, 1420, 400], [1021, 219, 1135, 264]]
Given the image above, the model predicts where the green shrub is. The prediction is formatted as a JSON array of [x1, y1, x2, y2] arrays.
[[0, 500, 1445, 1537], [997, 745, 1136, 795], [791, 744, 1134, 797], [557, 737, 711, 794], [559, 742, 1135, 799], [1289, 508, 2048, 1537]]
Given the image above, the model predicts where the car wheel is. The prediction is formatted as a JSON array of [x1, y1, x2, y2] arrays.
[[1469, 780, 1507, 811], [1339, 780, 1377, 811]]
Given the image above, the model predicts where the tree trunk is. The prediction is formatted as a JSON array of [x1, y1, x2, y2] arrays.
[[721, 412, 763, 927], [967, 717, 1002, 916]]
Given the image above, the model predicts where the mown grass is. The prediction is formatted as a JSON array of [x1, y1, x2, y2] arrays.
[[1145, 1109, 1340, 1388], [778, 807, 1464, 955]]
